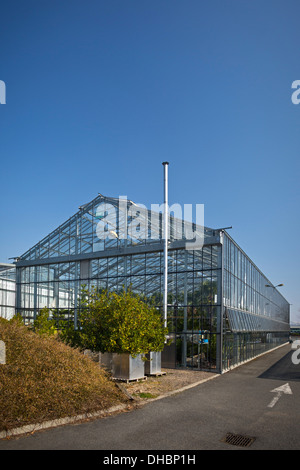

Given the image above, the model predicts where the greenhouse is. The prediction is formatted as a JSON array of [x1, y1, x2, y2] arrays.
[[0, 263, 16, 320], [1, 193, 290, 373]]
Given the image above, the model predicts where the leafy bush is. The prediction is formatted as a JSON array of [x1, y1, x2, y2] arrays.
[[32, 307, 56, 336], [62, 287, 167, 357]]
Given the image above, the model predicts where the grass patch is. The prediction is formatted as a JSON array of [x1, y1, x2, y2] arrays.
[[138, 392, 158, 399], [0, 318, 128, 432]]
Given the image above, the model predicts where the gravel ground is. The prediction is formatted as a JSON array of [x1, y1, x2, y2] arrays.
[[122, 368, 217, 402]]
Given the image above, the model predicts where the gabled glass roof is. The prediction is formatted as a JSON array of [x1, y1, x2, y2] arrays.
[[19, 194, 215, 262]]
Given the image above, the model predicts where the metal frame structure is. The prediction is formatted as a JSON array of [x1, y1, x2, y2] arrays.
[[221, 231, 290, 370], [0, 264, 16, 320], [1, 193, 290, 373]]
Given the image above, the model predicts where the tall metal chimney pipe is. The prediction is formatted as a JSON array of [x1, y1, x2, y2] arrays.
[[162, 162, 169, 333]]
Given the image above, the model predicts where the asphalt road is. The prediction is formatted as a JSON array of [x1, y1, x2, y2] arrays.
[[1, 341, 300, 452]]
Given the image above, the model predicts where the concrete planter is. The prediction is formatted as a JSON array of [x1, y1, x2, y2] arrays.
[[145, 351, 162, 376], [111, 353, 145, 381]]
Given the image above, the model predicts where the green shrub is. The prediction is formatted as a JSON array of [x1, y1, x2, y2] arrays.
[[32, 307, 56, 336], [63, 287, 168, 357]]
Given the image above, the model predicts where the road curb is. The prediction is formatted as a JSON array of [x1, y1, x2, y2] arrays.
[[0, 403, 129, 440]]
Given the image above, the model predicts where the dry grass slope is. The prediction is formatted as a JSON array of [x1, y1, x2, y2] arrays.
[[0, 318, 128, 432]]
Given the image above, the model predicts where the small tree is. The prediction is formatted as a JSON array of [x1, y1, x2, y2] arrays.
[[11, 312, 24, 325], [33, 307, 56, 336], [72, 287, 167, 357]]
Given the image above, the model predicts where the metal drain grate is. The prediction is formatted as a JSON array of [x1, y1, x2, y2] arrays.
[[221, 432, 256, 448]]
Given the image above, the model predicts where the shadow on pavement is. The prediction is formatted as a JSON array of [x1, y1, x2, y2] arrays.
[[258, 350, 300, 382]]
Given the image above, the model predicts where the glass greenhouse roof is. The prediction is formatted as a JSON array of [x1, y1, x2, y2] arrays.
[[19, 194, 216, 262]]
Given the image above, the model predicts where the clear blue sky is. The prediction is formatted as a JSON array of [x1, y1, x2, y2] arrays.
[[0, 0, 299, 322]]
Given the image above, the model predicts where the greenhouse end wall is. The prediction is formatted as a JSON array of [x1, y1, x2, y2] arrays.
[[15, 244, 223, 372]]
